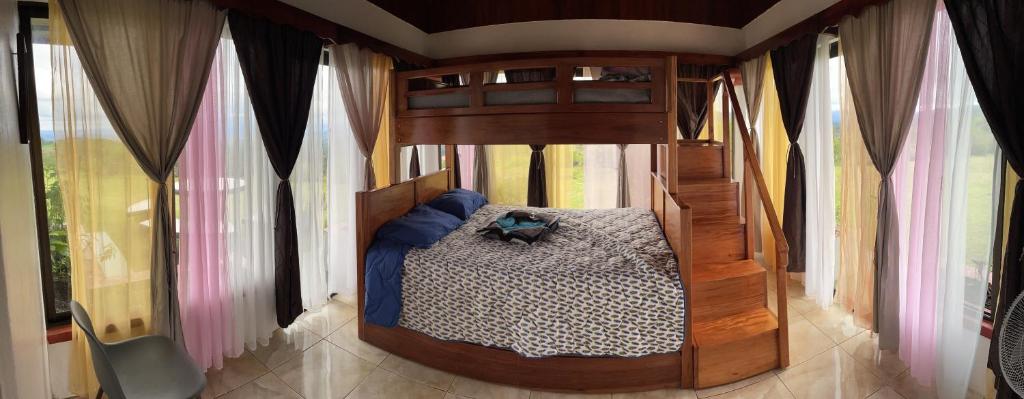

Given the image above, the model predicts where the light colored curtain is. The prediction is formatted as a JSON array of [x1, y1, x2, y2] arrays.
[[760, 59, 789, 271], [799, 34, 837, 309], [294, 60, 331, 310], [458, 145, 475, 191], [218, 33, 278, 354], [840, 0, 936, 350], [836, 48, 879, 330], [372, 90, 390, 189], [891, 6, 995, 395], [52, 9, 155, 396], [56, 0, 224, 342], [740, 54, 767, 137], [617, 144, 630, 207], [488, 145, 530, 205], [332, 43, 392, 190], [625, 144, 651, 208], [177, 47, 233, 372], [326, 62, 365, 303], [584, 145, 619, 209]]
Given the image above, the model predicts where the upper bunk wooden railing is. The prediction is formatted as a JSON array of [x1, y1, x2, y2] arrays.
[[722, 69, 791, 367]]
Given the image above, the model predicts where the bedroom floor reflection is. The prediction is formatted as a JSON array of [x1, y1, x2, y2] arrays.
[[193, 276, 949, 399]]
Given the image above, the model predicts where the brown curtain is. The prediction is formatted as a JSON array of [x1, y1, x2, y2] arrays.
[[527, 145, 548, 207], [771, 34, 817, 273], [840, 0, 936, 350], [56, 0, 224, 341], [617, 144, 630, 208], [409, 146, 421, 179], [453, 147, 462, 188], [944, 1, 1024, 396], [332, 43, 394, 190], [740, 54, 768, 141], [228, 12, 324, 328], [677, 64, 722, 140], [474, 145, 490, 197]]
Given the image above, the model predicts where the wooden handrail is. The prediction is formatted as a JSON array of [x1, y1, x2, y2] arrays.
[[721, 69, 790, 367]]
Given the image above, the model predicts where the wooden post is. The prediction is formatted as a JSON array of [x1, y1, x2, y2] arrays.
[[706, 79, 715, 143], [666, 56, 679, 195], [722, 79, 731, 179]]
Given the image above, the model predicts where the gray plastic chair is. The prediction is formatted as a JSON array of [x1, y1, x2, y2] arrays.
[[70, 301, 206, 399]]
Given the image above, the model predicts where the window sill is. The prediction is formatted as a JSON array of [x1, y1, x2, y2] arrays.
[[982, 320, 993, 340], [47, 323, 72, 344]]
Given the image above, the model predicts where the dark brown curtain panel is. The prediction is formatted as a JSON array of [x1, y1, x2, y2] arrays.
[[453, 147, 462, 188], [527, 145, 548, 207], [228, 12, 323, 328], [409, 145, 421, 179], [945, 1, 1024, 397], [677, 64, 722, 140], [57, 0, 224, 342], [771, 34, 817, 273]]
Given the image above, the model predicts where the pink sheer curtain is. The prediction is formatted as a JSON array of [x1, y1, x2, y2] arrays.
[[896, 5, 951, 385], [178, 49, 234, 371], [458, 145, 475, 191]]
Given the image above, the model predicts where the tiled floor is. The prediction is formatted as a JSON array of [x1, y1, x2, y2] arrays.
[[198, 278, 953, 399]]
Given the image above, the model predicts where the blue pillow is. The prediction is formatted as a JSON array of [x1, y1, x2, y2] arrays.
[[426, 189, 487, 220], [375, 204, 463, 248]]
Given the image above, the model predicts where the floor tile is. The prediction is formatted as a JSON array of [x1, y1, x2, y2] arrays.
[[611, 388, 697, 398], [530, 391, 611, 398], [219, 373, 302, 399], [865, 387, 904, 399], [251, 326, 323, 370], [295, 300, 357, 337], [838, 331, 906, 380], [786, 318, 835, 366], [450, 376, 531, 399], [889, 370, 937, 399], [272, 341, 376, 399], [346, 367, 447, 399], [803, 305, 865, 344], [326, 319, 389, 365], [203, 351, 270, 397], [696, 372, 774, 398], [777, 348, 883, 399], [711, 375, 794, 399], [380, 354, 457, 390]]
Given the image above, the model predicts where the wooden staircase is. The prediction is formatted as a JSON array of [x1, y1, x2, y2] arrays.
[[676, 140, 786, 388]]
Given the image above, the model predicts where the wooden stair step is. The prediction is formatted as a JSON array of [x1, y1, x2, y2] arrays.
[[678, 144, 726, 180], [693, 221, 746, 262], [678, 177, 732, 186], [693, 214, 744, 225], [678, 181, 740, 220], [693, 308, 780, 388], [692, 260, 767, 322]]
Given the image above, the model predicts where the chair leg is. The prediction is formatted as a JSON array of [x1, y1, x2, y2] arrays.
[[95, 387, 104, 399]]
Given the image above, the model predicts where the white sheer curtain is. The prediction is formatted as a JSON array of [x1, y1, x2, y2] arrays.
[[400, 144, 441, 181], [583, 145, 619, 208], [799, 35, 837, 308], [326, 54, 363, 304], [294, 60, 331, 310], [219, 33, 278, 352]]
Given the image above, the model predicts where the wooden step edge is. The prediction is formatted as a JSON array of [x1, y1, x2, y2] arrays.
[[692, 260, 766, 283], [693, 308, 779, 348], [677, 139, 724, 147], [678, 178, 733, 186], [692, 214, 744, 225]]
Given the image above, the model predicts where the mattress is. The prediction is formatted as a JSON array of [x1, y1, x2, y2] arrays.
[[397, 205, 685, 358]]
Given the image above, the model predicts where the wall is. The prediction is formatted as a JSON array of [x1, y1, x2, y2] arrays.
[[0, 0, 52, 398]]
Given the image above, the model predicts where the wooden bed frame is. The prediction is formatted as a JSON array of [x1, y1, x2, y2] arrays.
[[354, 169, 694, 392]]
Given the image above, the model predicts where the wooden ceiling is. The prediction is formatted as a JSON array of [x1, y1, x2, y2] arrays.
[[368, 0, 781, 33]]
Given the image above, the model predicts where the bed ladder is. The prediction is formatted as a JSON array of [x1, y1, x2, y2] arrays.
[[678, 70, 790, 388]]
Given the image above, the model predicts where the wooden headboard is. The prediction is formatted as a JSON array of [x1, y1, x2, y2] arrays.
[[354, 170, 451, 336]]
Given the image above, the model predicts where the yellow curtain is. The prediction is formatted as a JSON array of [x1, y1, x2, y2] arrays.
[[372, 88, 391, 189], [52, 7, 154, 397], [836, 52, 879, 329], [488, 145, 530, 205], [760, 59, 789, 270], [545, 145, 578, 208]]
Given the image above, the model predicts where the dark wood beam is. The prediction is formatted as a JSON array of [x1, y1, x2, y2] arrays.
[[735, 0, 889, 61], [435, 50, 735, 67], [211, 0, 433, 67]]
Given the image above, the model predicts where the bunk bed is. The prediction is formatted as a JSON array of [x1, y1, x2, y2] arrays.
[[354, 54, 790, 393]]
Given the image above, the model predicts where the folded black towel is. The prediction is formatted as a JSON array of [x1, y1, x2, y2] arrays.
[[476, 210, 560, 244]]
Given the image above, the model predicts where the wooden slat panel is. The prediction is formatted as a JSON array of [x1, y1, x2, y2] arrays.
[[413, 172, 450, 204], [397, 113, 667, 144]]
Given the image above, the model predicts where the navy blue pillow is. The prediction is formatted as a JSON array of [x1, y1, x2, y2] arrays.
[[376, 204, 463, 248], [426, 189, 488, 220]]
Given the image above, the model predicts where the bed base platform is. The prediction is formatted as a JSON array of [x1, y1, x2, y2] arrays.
[[355, 170, 695, 393]]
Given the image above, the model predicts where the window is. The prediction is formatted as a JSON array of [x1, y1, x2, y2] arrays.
[[17, 2, 68, 326]]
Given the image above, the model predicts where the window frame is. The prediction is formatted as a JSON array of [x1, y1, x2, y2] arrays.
[[17, 1, 67, 327]]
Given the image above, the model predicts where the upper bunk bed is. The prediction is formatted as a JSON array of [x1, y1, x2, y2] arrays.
[[394, 56, 669, 145]]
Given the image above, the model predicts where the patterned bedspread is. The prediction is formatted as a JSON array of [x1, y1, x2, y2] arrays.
[[398, 205, 685, 358]]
